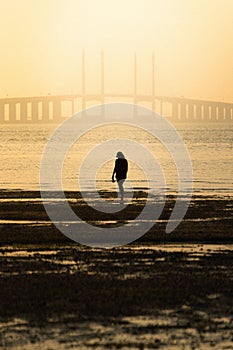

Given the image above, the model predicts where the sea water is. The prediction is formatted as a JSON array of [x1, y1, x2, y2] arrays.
[[0, 122, 232, 197]]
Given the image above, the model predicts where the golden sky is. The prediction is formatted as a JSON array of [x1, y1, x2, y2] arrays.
[[0, 0, 232, 101]]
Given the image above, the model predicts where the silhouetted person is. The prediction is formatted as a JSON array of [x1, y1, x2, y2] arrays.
[[112, 151, 128, 201]]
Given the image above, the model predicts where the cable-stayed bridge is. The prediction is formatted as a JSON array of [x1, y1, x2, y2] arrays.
[[0, 51, 232, 123]]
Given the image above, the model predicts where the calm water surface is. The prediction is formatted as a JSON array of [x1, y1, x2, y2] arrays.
[[0, 122, 232, 197]]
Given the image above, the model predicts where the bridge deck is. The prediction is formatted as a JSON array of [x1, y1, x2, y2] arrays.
[[0, 95, 232, 123]]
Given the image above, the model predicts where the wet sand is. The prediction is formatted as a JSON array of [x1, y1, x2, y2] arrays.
[[0, 191, 232, 349], [0, 190, 232, 243]]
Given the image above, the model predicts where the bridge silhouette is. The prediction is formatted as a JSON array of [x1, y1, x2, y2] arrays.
[[0, 50, 232, 123]]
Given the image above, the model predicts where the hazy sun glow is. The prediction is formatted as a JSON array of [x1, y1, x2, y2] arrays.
[[0, 0, 232, 101]]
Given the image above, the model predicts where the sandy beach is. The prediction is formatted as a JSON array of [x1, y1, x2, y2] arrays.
[[0, 190, 232, 349]]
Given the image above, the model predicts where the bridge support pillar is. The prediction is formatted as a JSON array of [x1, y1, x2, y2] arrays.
[[172, 102, 178, 119], [151, 99, 155, 112], [53, 100, 61, 121], [218, 104, 224, 121], [188, 103, 194, 120], [196, 103, 202, 120], [203, 104, 210, 121], [82, 97, 86, 111], [211, 104, 217, 121], [42, 101, 49, 122], [180, 103, 186, 121], [9, 102, 16, 122], [160, 101, 163, 115], [20, 102, 28, 122], [224, 106, 231, 120], [31, 101, 38, 122], [72, 100, 75, 115], [0, 102, 4, 122]]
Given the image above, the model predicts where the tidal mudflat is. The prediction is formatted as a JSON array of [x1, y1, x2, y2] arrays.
[[0, 191, 232, 349]]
